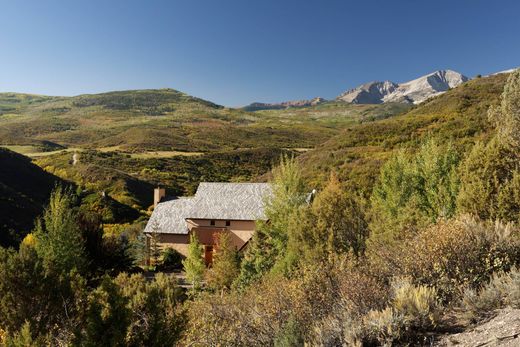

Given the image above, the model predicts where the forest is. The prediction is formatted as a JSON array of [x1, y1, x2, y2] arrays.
[[0, 70, 519, 346]]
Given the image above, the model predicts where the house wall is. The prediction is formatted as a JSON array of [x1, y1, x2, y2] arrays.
[[156, 233, 190, 257], [145, 220, 257, 265], [187, 219, 256, 250]]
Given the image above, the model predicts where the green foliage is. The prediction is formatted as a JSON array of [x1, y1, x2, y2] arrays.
[[457, 71, 520, 222], [3, 322, 48, 347], [34, 186, 87, 276], [285, 172, 368, 267], [370, 138, 460, 242], [300, 73, 506, 193], [0, 244, 87, 342], [207, 232, 240, 291], [161, 247, 183, 270], [182, 234, 205, 291], [76, 277, 130, 347], [274, 315, 303, 347], [148, 220, 161, 266], [488, 69, 520, 147], [114, 273, 185, 346], [236, 155, 306, 287], [457, 138, 520, 221]]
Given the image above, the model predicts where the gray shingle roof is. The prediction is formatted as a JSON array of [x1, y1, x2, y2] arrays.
[[187, 182, 272, 220], [144, 182, 272, 235], [144, 197, 194, 235]]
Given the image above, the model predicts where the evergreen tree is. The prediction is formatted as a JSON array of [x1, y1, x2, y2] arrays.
[[458, 69, 520, 222], [3, 321, 48, 347], [149, 220, 161, 266], [207, 232, 239, 291], [76, 277, 130, 347], [235, 155, 306, 287], [34, 186, 87, 276], [182, 234, 205, 291], [284, 173, 368, 266]]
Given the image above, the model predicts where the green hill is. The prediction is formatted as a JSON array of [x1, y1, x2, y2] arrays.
[[0, 89, 408, 153], [0, 148, 65, 247], [298, 73, 508, 192]]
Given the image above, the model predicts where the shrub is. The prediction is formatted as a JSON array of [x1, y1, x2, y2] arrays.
[[462, 266, 520, 322], [391, 277, 440, 330], [372, 216, 520, 303], [161, 247, 182, 270], [362, 307, 404, 346]]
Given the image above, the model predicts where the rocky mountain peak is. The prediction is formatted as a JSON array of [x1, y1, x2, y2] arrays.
[[337, 70, 469, 105]]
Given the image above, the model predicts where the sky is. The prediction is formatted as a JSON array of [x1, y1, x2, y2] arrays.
[[0, 0, 519, 107]]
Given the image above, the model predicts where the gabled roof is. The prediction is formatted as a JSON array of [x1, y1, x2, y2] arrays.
[[144, 197, 194, 235], [186, 182, 272, 221], [144, 182, 272, 235]]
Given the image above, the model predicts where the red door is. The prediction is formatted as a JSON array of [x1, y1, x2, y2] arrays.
[[204, 245, 213, 266]]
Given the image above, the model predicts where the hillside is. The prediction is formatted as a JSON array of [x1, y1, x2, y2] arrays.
[[0, 89, 409, 227], [0, 89, 406, 154], [0, 148, 65, 247], [300, 73, 508, 191]]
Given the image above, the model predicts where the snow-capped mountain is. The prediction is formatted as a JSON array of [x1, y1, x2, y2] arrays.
[[337, 70, 469, 104]]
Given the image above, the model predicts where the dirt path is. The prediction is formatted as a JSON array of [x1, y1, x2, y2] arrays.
[[436, 308, 520, 346]]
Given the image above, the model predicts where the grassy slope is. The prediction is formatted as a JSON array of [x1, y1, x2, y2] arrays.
[[0, 89, 408, 152], [0, 148, 65, 247], [299, 73, 508, 193]]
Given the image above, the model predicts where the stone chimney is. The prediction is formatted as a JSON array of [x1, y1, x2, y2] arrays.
[[154, 187, 166, 208]]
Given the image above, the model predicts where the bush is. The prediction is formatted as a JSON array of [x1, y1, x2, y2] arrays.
[[371, 216, 520, 303], [362, 307, 404, 346], [462, 266, 520, 322], [161, 247, 183, 270], [391, 277, 440, 329]]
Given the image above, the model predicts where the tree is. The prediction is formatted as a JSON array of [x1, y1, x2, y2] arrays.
[[458, 69, 520, 222], [310, 172, 368, 257], [0, 243, 87, 343], [149, 220, 162, 267], [75, 277, 130, 347], [34, 186, 87, 276], [283, 172, 369, 267], [115, 273, 185, 346], [182, 234, 205, 292], [488, 68, 520, 147], [3, 321, 48, 347], [235, 155, 306, 287], [207, 232, 239, 292], [369, 138, 460, 243]]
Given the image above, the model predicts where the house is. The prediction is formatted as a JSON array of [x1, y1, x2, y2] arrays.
[[144, 182, 272, 265]]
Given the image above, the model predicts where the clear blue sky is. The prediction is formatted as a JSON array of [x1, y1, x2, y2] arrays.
[[0, 0, 519, 106]]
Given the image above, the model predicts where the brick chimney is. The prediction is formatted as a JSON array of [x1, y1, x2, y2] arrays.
[[154, 187, 166, 208]]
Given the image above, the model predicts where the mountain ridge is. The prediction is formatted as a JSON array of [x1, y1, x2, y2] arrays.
[[337, 69, 469, 105], [243, 97, 326, 111]]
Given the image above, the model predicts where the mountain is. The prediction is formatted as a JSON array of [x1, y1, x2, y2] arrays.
[[0, 148, 66, 247], [243, 97, 326, 111], [301, 71, 508, 191], [337, 70, 469, 105]]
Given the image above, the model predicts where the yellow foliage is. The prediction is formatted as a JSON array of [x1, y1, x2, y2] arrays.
[[21, 233, 37, 248], [0, 327, 6, 345]]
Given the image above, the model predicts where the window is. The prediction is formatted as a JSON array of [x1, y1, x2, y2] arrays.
[[210, 220, 215, 226], [225, 220, 231, 227]]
